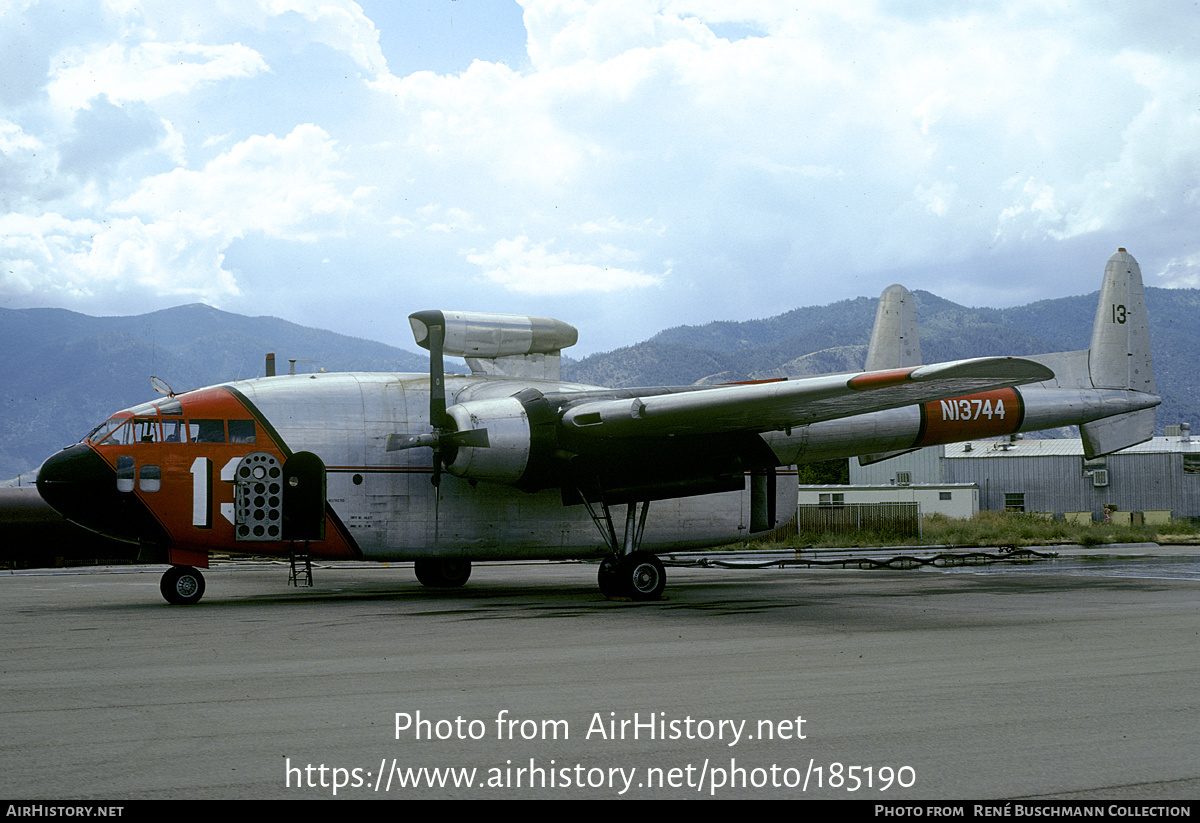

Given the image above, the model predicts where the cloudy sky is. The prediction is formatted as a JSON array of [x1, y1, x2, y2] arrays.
[[2, 1, 1198, 357]]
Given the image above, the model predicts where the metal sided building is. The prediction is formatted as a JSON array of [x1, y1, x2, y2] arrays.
[[850, 429, 1200, 522], [797, 484, 978, 519]]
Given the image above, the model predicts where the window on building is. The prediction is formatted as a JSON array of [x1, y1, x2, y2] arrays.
[[818, 493, 845, 508], [1004, 492, 1025, 512], [1184, 455, 1200, 475], [1083, 455, 1108, 475], [939, 491, 952, 501]]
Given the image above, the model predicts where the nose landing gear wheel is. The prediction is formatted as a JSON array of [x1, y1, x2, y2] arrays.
[[160, 565, 206, 605]]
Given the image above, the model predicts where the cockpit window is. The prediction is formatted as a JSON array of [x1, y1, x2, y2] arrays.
[[129, 402, 158, 416], [97, 419, 134, 446], [116, 456, 134, 492], [87, 417, 128, 445], [133, 418, 159, 443], [162, 419, 187, 443], [190, 420, 225, 443], [228, 420, 256, 443], [158, 398, 184, 416]]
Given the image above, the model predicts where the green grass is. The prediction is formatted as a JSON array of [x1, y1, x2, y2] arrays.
[[754, 510, 1200, 550]]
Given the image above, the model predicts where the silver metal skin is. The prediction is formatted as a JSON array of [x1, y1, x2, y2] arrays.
[[35, 251, 1161, 604]]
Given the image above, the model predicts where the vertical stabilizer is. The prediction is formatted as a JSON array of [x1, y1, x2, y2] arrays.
[[858, 284, 923, 465], [1080, 248, 1156, 457], [1089, 249, 1155, 393], [865, 284, 921, 371]]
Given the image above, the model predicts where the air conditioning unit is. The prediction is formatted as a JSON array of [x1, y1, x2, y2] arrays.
[[1092, 469, 1109, 487], [896, 471, 912, 486]]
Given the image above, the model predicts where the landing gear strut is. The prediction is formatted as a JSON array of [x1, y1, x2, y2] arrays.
[[160, 565, 205, 605], [414, 558, 472, 588], [584, 498, 665, 600]]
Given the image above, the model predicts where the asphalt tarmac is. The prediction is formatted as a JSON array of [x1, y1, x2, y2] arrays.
[[2, 549, 1198, 800]]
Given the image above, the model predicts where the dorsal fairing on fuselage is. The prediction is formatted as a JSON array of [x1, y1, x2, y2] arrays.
[[409, 310, 578, 381]]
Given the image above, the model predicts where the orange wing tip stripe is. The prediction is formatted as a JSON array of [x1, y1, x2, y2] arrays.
[[847, 368, 916, 390]]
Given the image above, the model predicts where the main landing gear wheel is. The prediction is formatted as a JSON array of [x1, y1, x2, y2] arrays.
[[597, 555, 623, 598], [160, 565, 205, 605], [623, 551, 666, 601], [599, 551, 666, 601], [414, 558, 472, 588]]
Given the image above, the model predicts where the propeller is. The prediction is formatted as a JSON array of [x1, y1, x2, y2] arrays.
[[386, 310, 490, 485], [384, 313, 489, 546]]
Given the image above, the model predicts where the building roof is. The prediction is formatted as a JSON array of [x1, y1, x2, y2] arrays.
[[798, 483, 977, 490], [944, 436, 1200, 459]]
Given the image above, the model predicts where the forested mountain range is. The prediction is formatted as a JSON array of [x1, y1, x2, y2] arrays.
[[560, 287, 1197, 439], [3, 287, 1196, 481]]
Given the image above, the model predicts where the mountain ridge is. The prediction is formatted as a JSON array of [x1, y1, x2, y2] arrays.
[[3, 287, 1195, 480]]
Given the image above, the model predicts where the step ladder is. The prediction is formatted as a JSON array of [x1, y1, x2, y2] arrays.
[[288, 541, 313, 587]]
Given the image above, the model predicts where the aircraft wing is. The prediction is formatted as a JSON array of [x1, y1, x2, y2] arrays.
[[558, 357, 1053, 437]]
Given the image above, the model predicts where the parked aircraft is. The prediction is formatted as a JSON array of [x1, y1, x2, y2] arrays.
[[36, 250, 1158, 604]]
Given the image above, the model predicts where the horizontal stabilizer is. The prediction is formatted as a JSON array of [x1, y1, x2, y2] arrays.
[[857, 447, 921, 467], [1080, 407, 1155, 458]]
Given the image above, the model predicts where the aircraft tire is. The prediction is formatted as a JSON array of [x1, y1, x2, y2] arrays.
[[160, 565, 205, 605], [620, 551, 666, 601], [597, 556, 625, 598], [414, 558, 472, 588]]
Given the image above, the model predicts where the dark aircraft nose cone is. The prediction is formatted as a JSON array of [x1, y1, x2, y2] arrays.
[[37, 444, 169, 545]]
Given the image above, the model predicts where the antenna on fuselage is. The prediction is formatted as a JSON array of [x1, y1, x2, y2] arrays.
[[288, 359, 319, 375]]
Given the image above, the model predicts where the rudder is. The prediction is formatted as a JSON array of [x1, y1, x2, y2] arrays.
[[1089, 248, 1155, 393], [865, 284, 921, 371], [1080, 248, 1157, 456]]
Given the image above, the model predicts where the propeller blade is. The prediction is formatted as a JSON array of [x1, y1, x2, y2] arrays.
[[385, 428, 488, 453], [444, 428, 490, 449], [428, 318, 447, 431], [386, 433, 439, 452]]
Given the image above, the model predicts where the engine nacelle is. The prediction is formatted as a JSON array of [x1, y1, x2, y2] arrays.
[[442, 389, 557, 488], [409, 310, 577, 359]]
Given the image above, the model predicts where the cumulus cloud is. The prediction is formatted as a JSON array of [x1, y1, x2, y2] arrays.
[[262, 0, 388, 75], [3, 1, 1199, 352], [47, 41, 268, 112], [1, 124, 365, 306], [115, 123, 364, 240], [466, 236, 664, 294]]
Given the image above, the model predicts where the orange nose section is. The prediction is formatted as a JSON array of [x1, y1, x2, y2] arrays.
[[37, 444, 169, 546]]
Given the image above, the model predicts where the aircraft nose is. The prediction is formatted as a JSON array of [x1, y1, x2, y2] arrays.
[[37, 444, 169, 545]]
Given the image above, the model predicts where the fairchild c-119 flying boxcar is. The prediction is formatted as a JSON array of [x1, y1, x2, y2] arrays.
[[36, 250, 1158, 604]]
